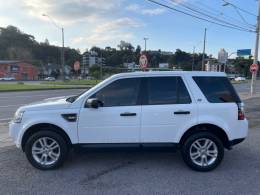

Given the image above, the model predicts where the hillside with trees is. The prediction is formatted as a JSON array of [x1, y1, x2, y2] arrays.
[[0, 25, 81, 67]]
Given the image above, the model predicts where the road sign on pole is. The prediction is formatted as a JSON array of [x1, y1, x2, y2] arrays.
[[74, 61, 80, 71], [250, 64, 259, 73], [251, 0, 260, 96], [139, 54, 148, 70]]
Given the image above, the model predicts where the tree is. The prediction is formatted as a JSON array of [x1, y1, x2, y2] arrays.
[[89, 65, 100, 79], [232, 58, 253, 77], [117, 40, 134, 51], [136, 45, 141, 54], [90, 46, 101, 55], [0, 25, 81, 68]]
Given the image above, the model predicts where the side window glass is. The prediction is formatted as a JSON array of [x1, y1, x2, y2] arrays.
[[90, 78, 141, 107], [147, 77, 191, 105], [193, 76, 241, 103]]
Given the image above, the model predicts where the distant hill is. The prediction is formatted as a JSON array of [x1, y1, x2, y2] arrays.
[[0, 25, 81, 67]]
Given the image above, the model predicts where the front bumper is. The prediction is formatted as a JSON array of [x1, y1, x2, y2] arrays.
[[9, 121, 22, 148]]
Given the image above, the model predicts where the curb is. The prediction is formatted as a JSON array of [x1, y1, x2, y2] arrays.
[[0, 87, 89, 93], [240, 93, 260, 100]]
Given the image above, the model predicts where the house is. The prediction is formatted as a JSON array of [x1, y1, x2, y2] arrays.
[[0, 60, 38, 80], [39, 63, 72, 79]]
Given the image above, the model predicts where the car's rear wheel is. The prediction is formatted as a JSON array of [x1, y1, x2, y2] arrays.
[[25, 131, 69, 170], [181, 132, 224, 172]]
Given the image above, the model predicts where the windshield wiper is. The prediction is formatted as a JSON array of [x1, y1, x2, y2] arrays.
[[66, 91, 86, 103], [66, 95, 77, 103]]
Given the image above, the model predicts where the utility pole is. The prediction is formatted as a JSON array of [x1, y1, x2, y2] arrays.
[[202, 28, 207, 71], [61, 27, 65, 80], [192, 46, 195, 71], [144, 37, 149, 51], [251, 0, 260, 96], [100, 51, 103, 80], [42, 14, 65, 80]]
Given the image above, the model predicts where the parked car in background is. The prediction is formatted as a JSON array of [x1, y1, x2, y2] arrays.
[[44, 77, 56, 81], [234, 77, 246, 81], [9, 71, 248, 171], [0, 77, 15, 81], [227, 75, 236, 81]]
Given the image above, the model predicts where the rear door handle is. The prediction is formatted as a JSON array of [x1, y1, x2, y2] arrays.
[[174, 111, 190, 115], [120, 112, 137, 116]]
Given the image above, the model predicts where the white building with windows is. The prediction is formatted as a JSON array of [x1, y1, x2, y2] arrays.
[[82, 51, 105, 75]]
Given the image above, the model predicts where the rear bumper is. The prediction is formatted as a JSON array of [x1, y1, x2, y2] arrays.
[[228, 138, 245, 148], [229, 119, 248, 141]]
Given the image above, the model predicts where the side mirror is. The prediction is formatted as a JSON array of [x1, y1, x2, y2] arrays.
[[86, 98, 102, 109]]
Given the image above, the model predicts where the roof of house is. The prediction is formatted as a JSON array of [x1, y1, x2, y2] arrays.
[[0, 60, 34, 66], [0, 60, 21, 64]]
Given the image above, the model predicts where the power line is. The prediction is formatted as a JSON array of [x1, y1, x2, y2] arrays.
[[222, 0, 257, 17], [233, 6, 256, 28], [146, 0, 255, 33], [221, 0, 255, 28], [170, 0, 255, 29], [170, 0, 255, 31]]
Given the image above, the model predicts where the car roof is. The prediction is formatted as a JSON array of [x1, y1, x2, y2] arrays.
[[111, 71, 226, 78]]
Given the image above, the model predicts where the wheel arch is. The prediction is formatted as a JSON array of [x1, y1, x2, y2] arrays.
[[179, 123, 230, 149], [21, 123, 72, 151]]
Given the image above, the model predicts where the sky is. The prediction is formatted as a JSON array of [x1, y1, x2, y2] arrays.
[[0, 0, 258, 57]]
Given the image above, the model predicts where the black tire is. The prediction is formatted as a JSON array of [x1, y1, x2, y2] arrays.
[[181, 131, 224, 172], [25, 130, 69, 170]]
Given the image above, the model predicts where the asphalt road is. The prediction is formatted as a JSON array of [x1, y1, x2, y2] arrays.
[[0, 89, 85, 122], [234, 81, 260, 93]]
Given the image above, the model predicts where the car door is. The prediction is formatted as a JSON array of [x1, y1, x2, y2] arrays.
[[78, 77, 142, 143], [141, 76, 197, 143]]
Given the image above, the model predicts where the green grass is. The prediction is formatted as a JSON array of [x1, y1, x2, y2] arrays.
[[231, 80, 249, 84], [0, 84, 87, 92], [42, 80, 101, 86]]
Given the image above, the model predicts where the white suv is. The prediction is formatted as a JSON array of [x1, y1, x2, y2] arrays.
[[9, 71, 248, 171]]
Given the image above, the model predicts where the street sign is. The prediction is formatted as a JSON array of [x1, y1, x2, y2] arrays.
[[250, 64, 259, 73], [139, 54, 148, 69], [237, 49, 251, 57], [74, 61, 80, 71]]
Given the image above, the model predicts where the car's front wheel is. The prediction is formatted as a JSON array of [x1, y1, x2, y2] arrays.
[[25, 131, 69, 170], [181, 132, 224, 172]]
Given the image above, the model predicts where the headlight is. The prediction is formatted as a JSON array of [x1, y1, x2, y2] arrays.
[[13, 110, 25, 123]]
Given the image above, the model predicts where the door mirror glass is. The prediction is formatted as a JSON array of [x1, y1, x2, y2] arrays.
[[86, 98, 103, 109]]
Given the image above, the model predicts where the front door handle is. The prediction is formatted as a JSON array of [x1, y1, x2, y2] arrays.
[[120, 112, 137, 116], [174, 111, 190, 115]]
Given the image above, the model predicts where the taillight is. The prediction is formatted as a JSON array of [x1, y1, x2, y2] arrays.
[[237, 103, 245, 120]]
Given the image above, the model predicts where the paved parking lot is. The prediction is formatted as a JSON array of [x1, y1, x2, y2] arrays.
[[0, 87, 260, 194]]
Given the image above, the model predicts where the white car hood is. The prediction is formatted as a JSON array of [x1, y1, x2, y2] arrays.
[[19, 96, 71, 112]]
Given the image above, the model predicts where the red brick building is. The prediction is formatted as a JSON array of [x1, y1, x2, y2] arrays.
[[0, 60, 38, 80]]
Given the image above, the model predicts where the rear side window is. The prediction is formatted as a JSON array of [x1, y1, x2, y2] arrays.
[[146, 76, 191, 105], [193, 76, 241, 103]]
